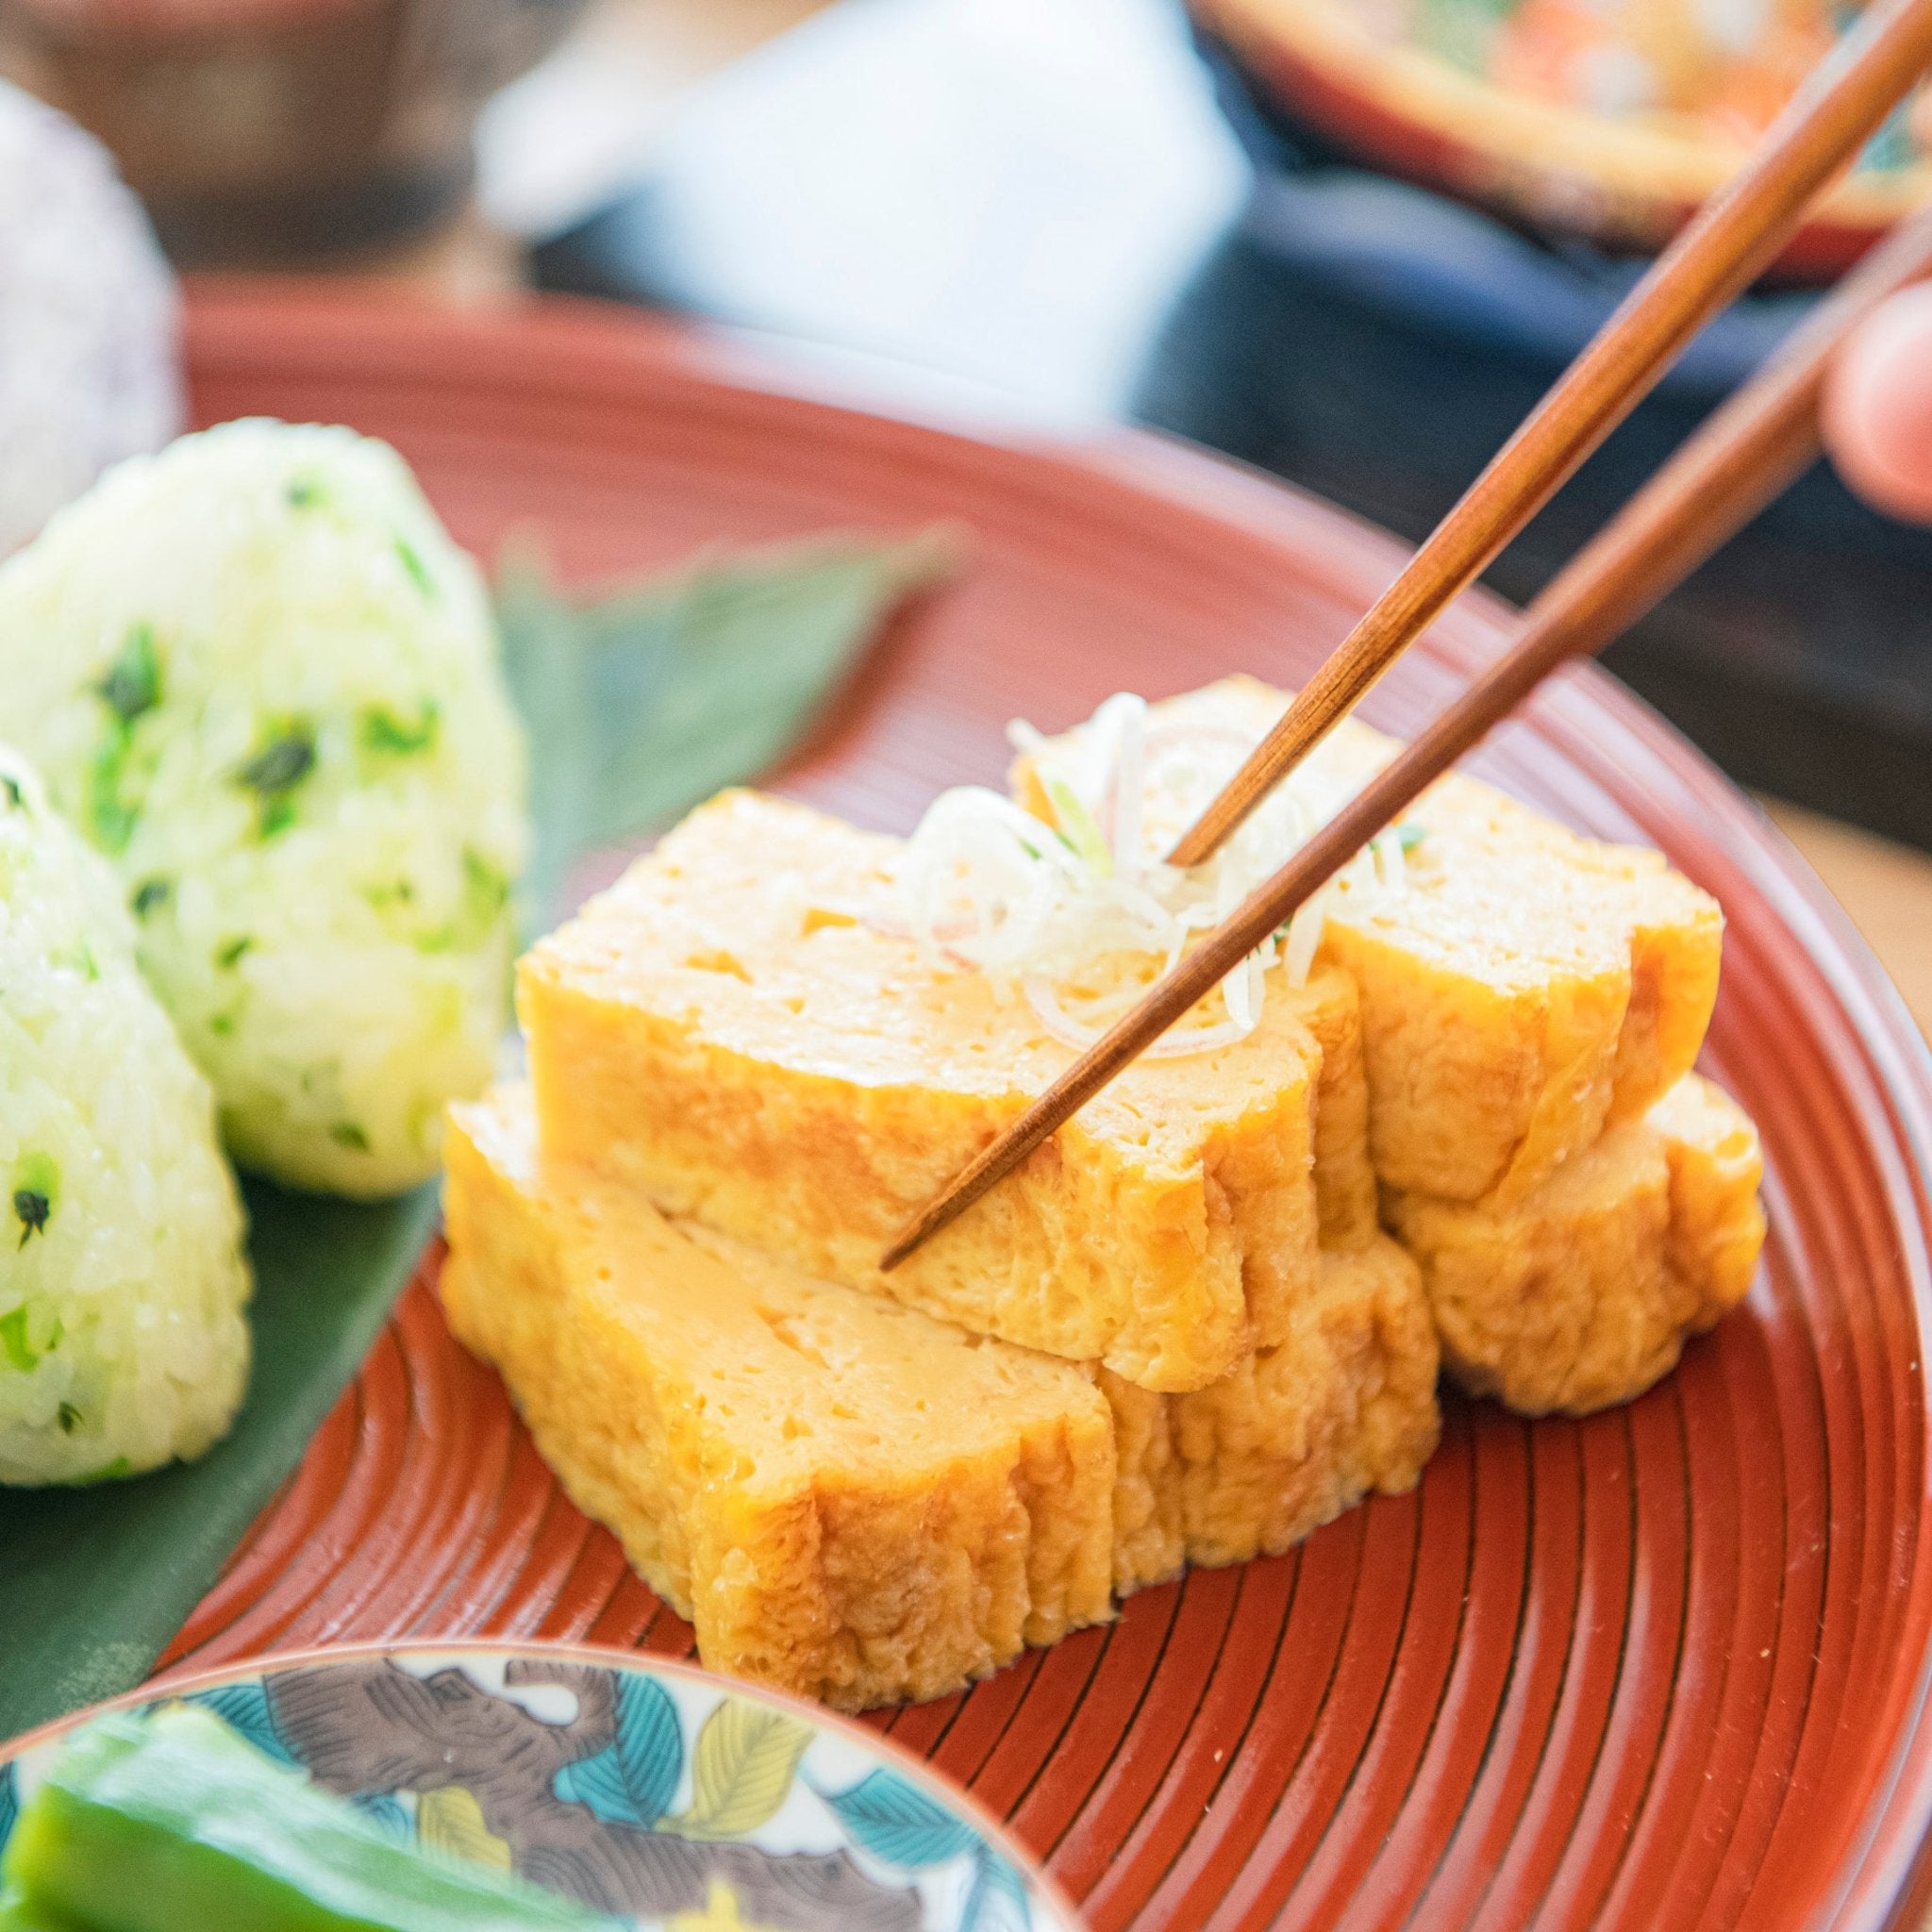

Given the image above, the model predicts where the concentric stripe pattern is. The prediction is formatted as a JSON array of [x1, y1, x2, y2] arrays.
[[161, 290, 1932, 1930]]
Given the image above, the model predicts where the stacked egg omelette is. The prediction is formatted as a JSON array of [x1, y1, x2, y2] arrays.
[[441, 678, 1764, 1711]]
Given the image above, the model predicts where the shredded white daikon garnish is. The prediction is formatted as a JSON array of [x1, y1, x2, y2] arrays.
[[893, 693, 1419, 1057]]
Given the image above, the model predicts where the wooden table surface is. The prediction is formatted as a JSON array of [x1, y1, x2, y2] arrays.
[[355, 0, 1932, 1045], [1767, 797, 1932, 1035]]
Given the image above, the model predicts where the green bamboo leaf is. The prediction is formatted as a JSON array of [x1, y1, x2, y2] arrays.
[[669, 1699, 812, 1841], [0, 530, 951, 1746], [499, 528, 958, 927], [0, 1179, 437, 1740], [492, 550, 597, 939]]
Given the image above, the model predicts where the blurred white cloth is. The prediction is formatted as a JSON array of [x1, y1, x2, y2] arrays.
[[0, 81, 182, 556], [479, 0, 1245, 419]]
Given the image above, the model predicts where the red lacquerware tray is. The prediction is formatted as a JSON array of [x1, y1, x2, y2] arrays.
[[163, 283, 1932, 1930]]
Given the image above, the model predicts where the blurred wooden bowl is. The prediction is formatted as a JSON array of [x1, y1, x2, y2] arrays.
[[0, 0, 584, 262]]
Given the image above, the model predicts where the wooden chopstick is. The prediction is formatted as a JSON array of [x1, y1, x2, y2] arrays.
[[1165, 0, 1932, 870], [878, 204, 1932, 1273]]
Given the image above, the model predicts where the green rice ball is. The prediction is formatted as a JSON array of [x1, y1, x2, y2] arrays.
[[0, 420, 530, 1197], [0, 746, 250, 1486]]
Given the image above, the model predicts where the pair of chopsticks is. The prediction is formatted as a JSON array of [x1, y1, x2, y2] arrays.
[[881, 0, 1932, 1272]]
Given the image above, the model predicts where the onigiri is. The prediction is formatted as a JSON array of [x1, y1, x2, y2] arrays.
[[0, 80, 181, 558], [0, 746, 251, 1486], [0, 420, 531, 1197]]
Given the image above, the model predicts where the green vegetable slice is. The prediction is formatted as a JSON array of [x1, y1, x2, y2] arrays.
[[9, 1197, 47, 1252], [236, 730, 315, 797], [235, 726, 316, 839], [0, 1309, 36, 1372], [86, 741, 139, 855], [394, 539, 434, 598], [0, 1706, 618, 1932], [96, 627, 160, 728], [10, 1157, 57, 1251], [1042, 774, 1112, 876], [359, 703, 440, 757]]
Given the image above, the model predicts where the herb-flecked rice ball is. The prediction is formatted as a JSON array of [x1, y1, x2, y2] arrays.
[[0, 746, 250, 1486], [0, 420, 530, 1197]]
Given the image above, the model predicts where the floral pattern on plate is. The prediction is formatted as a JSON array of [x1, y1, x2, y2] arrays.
[[0, 1645, 1078, 1932]]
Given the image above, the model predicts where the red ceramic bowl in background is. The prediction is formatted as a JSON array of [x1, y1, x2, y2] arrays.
[[1191, 0, 1932, 282], [0, 0, 583, 261]]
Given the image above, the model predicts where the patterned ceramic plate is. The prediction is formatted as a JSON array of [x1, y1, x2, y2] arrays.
[[0, 1641, 1081, 1932]]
